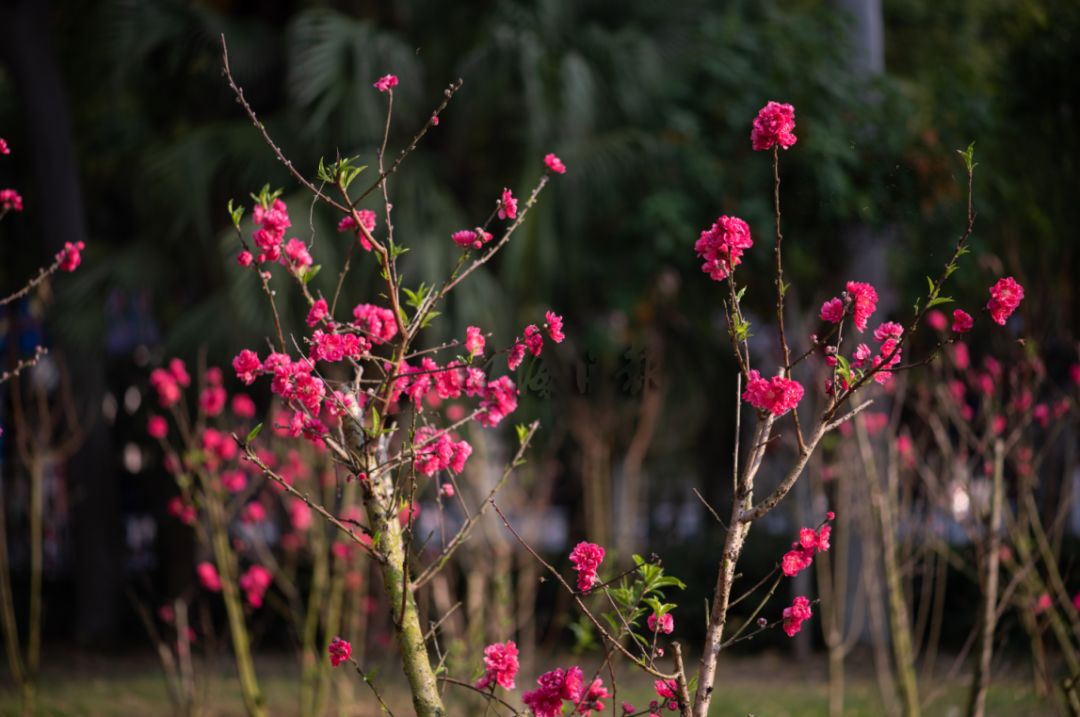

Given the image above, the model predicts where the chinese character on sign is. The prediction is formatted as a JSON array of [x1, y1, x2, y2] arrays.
[[523, 358, 555, 399], [614, 345, 659, 396], [574, 350, 598, 395]]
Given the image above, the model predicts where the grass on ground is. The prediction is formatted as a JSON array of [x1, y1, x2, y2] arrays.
[[0, 651, 1055, 716]]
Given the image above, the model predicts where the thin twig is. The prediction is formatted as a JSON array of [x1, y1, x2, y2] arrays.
[[826, 154, 976, 421], [237, 439, 386, 564], [437, 175, 550, 298], [823, 399, 875, 433], [423, 602, 462, 643], [727, 564, 780, 609], [438, 676, 521, 714], [720, 574, 784, 648], [354, 80, 464, 205], [491, 502, 678, 680], [771, 146, 804, 452], [0, 258, 63, 308], [348, 657, 397, 716], [0, 346, 47, 386], [221, 35, 350, 214], [693, 488, 726, 529]]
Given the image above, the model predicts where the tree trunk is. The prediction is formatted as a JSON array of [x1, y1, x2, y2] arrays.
[[0, 479, 27, 713], [24, 457, 43, 717], [813, 453, 855, 717], [365, 481, 445, 716], [966, 440, 1004, 717], [859, 479, 899, 717], [300, 489, 330, 717], [692, 416, 775, 717], [205, 484, 266, 717], [349, 411, 444, 716], [858, 419, 920, 717], [832, 0, 884, 75], [615, 332, 666, 558]]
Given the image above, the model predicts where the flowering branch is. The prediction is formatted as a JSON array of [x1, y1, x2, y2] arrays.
[[491, 502, 680, 681], [236, 439, 387, 564], [428, 174, 550, 303], [689, 105, 1008, 717], [738, 397, 872, 526], [411, 421, 539, 589], [825, 146, 978, 420]]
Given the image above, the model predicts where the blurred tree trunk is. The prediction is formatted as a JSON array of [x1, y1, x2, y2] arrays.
[[833, 0, 893, 303], [571, 401, 613, 548], [828, 2, 893, 711], [615, 329, 666, 558], [834, 0, 884, 76], [858, 418, 920, 717], [966, 440, 1004, 717], [513, 457, 558, 678], [0, 0, 120, 645]]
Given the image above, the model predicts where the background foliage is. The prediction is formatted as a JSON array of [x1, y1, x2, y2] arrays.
[[1, 0, 1077, 658]]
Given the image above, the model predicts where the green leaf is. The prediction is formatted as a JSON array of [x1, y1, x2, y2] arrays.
[[402, 283, 431, 310], [734, 286, 747, 304], [301, 265, 322, 285], [316, 157, 333, 184], [370, 406, 381, 436], [927, 295, 954, 308], [602, 613, 621, 636], [227, 199, 245, 229], [339, 164, 368, 190], [651, 576, 687, 590], [250, 184, 283, 209], [957, 141, 976, 173], [734, 317, 752, 342], [516, 423, 528, 445], [569, 616, 597, 654], [419, 311, 441, 329], [245, 423, 264, 445]]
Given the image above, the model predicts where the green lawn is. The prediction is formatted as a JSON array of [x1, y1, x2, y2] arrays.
[[0, 652, 1054, 716]]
